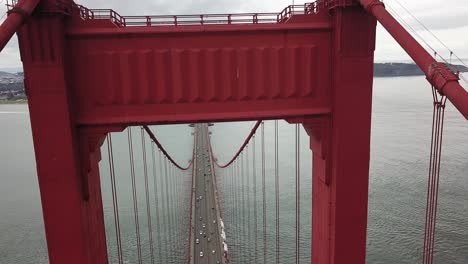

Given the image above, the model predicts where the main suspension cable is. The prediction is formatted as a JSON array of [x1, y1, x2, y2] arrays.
[[142, 126, 191, 170], [391, 0, 467, 67], [211, 121, 262, 168]]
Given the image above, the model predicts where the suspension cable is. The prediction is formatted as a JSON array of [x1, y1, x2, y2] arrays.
[[246, 145, 251, 262], [274, 120, 280, 264], [391, 0, 467, 68], [240, 152, 246, 263], [106, 135, 123, 264], [150, 143, 162, 262], [295, 124, 301, 264], [422, 87, 447, 264], [235, 159, 240, 261], [384, 3, 449, 65], [253, 135, 258, 264], [165, 159, 173, 261], [230, 164, 234, 242], [128, 128, 143, 264], [140, 128, 155, 264], [157, 149, 168, 262], [142, 126, 191, 170], [261, 122, 267, 264], [211, 121, 262, 168], [167, 163, 174, 260]]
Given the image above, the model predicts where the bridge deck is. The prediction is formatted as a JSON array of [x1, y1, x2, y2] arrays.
[[191, 124, 224, 264]]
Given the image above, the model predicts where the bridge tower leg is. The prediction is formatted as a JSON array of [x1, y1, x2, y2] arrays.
[[19, 14, 109, 264], [304, 6, 376, 264]]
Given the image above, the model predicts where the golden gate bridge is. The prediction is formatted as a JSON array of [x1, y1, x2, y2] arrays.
[[0, 0, 467, 263]]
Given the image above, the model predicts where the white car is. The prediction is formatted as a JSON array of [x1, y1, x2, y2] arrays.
[[200, 251, 204, 257], [196, 238, 199, 244], [202, 224, 206, 228], [212, 250, 216, 254]]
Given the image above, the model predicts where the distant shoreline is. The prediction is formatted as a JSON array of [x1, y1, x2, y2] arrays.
[[0, 100, 27, 105]]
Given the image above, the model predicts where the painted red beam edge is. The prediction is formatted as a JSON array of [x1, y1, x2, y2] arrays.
[[359, 0, 468, 120], [210, 120, 262, 168], [142, 125, 191, 170], [0, 0, 40, 52]]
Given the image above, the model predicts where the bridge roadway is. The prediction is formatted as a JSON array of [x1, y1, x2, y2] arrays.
[[191, 124, 224, 264]]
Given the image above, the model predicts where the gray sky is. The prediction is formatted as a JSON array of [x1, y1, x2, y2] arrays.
[[0, 0, 467, 69]]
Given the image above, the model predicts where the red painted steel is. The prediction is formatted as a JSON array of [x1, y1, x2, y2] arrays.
[[5, 0, 380, 263], [358, 0, 468, 119], [0, 0, 40, 52], [75, 3, 317, 27]]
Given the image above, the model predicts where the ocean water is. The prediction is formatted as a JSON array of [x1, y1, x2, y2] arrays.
[[0, 76, 467, 263]]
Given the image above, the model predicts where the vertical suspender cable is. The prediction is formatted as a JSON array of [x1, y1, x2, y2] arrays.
[[161, 156, 171, 262], [178, 169, 183, 258], [253, 135, 258, 264], [128, 128, 143, 264], [140, 128, 155, 264], [229, 165, 232, 236], [236, 159, 240, 261], [261, 122, 267, 264], [422, 87, 447, 264], [246, 145, 251, 262], [240, 152, 245, 263], [169, 161, 175, 261], [158, 150, 168, 262], [106, 134, 123, 264], [163, 156, 171, 261], [295, 124, 301, 264], [261, 122, 266, 264], [275, 120, 280, 264], [151, 143, 162, 262]]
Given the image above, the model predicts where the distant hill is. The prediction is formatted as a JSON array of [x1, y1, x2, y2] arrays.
[[0, 71, 24, 92], [374, 63, 468, 77], [1, 63, 467, 92]]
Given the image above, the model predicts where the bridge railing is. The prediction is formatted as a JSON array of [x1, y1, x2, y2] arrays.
[[74, 2, 317, 27], [277, 3, 318, 22], [76, 5, 126, 27]]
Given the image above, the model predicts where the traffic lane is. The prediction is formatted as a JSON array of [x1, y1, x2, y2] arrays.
[[195, 131, 210, 263], [202, 129, 223, 262], [194, 124, 222, 264], [195, 127, 206, 263]]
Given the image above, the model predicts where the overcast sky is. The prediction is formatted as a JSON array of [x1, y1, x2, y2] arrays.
[[0, 0, 467, 70]]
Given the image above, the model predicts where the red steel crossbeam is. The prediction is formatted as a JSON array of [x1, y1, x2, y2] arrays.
[[359, 0, 468, 119]]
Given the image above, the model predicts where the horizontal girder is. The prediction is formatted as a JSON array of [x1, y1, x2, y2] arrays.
[[61, 14, 333, 125]]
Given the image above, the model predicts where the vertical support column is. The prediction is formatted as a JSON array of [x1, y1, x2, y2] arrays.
[[19, 14, 108, 263], [305, 5, 377, 264]]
